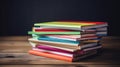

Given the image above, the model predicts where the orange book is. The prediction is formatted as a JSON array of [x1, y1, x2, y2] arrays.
[[29, 50, 97, 62], [29, 50, 72, 62]]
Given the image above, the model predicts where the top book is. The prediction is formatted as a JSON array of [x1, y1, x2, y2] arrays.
[[34, 21, 108, 30]]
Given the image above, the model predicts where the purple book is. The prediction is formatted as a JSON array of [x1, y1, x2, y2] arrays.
[[36, 45, 84, 54]]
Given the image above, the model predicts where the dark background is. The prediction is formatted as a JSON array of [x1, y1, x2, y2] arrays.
[[0, 0, 119, 36]]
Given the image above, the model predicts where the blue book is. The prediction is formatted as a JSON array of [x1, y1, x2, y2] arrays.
[[38, 37, 80, 44]]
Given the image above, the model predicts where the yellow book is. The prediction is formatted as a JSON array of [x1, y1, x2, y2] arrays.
[[34, 21, 107, 30]]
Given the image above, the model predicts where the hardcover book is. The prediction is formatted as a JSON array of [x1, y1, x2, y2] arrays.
[[29, 49, 97, 62], [34, 21, 108, 30], [28, 38, 101, 51]]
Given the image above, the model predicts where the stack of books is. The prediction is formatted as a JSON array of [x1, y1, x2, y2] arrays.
[[28, 21, 108, 62]]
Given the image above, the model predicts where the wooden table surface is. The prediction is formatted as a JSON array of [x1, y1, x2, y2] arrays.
[[0, 36, 120, 67]]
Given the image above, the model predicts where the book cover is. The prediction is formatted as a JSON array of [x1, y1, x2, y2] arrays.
[[32, 47, 85, 57], [28, 42, 76, 52], [38, 36, 80, 44], [37, 36, 100, 45], [29, 28, 98, 35], [28, 31, 81, 35], [36, 43, 101, 51], [36, 45, 84, 54], [41, 34, 99, 41], [29, 50, 73, 62], [28, 50, 97, 62], [28, 38, 100, 51], [34, 21, 108, 30], [29, 37, 99, 46], [28, 38, 80, 49], [33, 27, 98, 33]]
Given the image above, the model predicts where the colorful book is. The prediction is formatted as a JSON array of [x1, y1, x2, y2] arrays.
[[36, 45, 84, 54], [35, 26, 107, 32], [36, 44, 102, 51], [29, 42, 75, 52], [35, 44, 101, 54], [28, 39, 81, 50], [37, 36, 100, 44], [34, 21, 108, 30], [39, 34, 100, 41], [33, 27, 97, 33], [28, 30, 97, 35], [28, 31, 81, 35], [29, 38, 99, 46], [32, 47, 85, 57], [28, 31, 106, 35], [29, 50, 97, 62], [38, 36, 80, 44], [28, 38, 100, 50]]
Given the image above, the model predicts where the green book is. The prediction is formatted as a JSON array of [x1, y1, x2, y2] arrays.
[[28, 31, 81, 35], [34, 21, 107, 30], [34, 22, 88, 28]]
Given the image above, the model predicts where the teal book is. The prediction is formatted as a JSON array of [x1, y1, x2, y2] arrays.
[[38, 36, 80, 45]]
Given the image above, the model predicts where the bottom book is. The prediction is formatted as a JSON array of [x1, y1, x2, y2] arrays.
[[29, 50, 97, 62]]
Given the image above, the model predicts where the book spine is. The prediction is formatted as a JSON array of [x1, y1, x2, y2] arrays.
[[29, 50, 73, 62]]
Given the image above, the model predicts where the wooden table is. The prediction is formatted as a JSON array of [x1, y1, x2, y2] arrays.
[[0, 36, 120, 67]]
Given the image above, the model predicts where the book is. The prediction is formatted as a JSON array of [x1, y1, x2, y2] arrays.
[[28, 31, 107, 36], [39, 34, 100, 41], [32, 47, 85, 57], [29, 49, 97, 62], [82, 45, 102, 51], [28, 38, 100, 50], [29, 42, 75, 52], [35, 44, 101, 54], [28, 40, 81, 50], [28, 31, 81, 35], [37, 36, 100, 44], [34, 21, 108, 30], [35, 45, 84, 54], [33, 27, 97, 33], [96, 31, 107, 36], [35, 26, 107, 32], [38, 36, 80, 44], [28, 29, 98, 35]]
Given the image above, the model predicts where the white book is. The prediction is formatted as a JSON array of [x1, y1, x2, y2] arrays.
[[32, 47, 73, 57]]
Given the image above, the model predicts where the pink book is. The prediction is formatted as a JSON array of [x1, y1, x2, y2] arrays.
[[36, 45, 84, 54]]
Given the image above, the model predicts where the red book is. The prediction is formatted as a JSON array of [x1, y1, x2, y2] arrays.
[[33, 27, 96, 34], [34, 28, 75, 32]]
